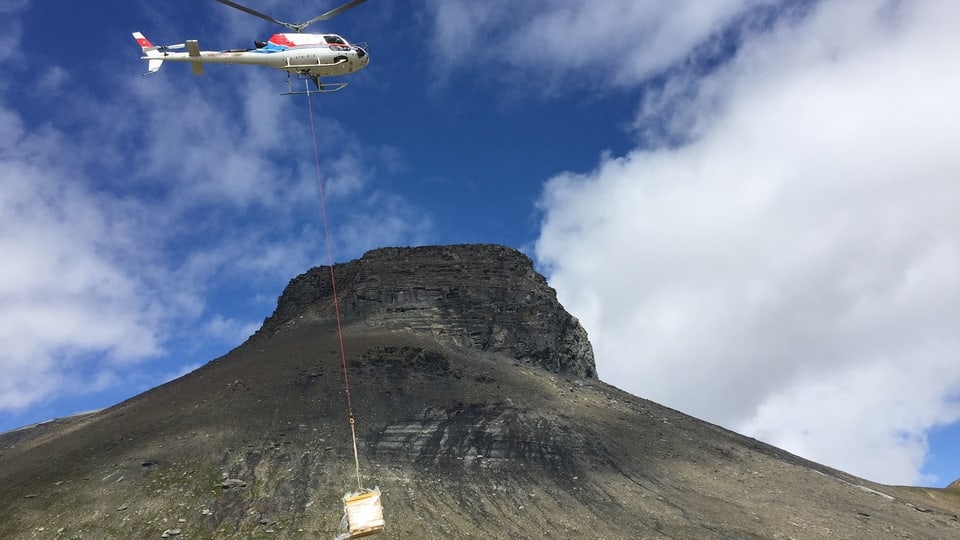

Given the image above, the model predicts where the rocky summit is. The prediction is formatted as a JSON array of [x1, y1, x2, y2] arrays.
[[256, 245, 596, 379], [1, 244, 959, 539]]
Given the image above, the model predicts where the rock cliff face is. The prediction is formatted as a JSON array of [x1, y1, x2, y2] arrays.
[[257, 244, 596, 378], [1, 244, 958, 539]]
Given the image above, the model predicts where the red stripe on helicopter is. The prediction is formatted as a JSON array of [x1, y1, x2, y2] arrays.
[[268, 33, 331, 49], [268, 34, 296, 48]]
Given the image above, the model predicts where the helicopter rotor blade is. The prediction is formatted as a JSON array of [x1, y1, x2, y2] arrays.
[[301, 0, 369, 29], [212, 0, 293, 30], [212, 0, 367, 33]]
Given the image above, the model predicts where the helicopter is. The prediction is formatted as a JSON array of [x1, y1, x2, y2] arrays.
[[133, 0, 370, 93]]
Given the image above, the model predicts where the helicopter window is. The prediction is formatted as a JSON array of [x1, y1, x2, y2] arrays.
[[324, 35, 346, 45]]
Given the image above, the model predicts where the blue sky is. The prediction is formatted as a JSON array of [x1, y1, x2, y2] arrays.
[[2, 0, 958, 488]]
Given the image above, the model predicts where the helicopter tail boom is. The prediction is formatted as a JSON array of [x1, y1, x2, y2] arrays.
[[133, 32, 164, 74]]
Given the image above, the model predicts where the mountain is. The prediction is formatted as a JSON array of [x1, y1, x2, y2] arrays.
[[1, 244, 958, 539]]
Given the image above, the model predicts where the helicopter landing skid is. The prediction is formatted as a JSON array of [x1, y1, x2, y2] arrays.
[[282, 73, 347, 96]]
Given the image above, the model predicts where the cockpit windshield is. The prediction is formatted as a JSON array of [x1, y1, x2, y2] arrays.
[[323, 35, 347, 45]]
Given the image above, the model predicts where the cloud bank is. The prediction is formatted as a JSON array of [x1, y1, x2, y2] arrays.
[[530, 1, 960, 484]]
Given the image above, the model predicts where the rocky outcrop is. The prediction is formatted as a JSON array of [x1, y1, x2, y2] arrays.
[[257, 244, 596, 378]]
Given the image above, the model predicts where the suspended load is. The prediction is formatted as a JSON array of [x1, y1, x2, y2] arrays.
[[336, 487, 385, 539]]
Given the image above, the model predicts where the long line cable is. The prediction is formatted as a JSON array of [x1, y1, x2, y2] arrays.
[[305, 85, 363, 492]]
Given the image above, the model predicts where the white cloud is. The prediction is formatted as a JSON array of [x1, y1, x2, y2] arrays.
[[0, 2, 23, 66], [127, 75, 296, 210], [0, 140, 163, 410], [37, 66, 69, 93], [203, 314, 260, 345], [0, 0, 27, 14], [334, 191, 433, 256], [424, 0, 777, 89], [535, 1, 960, 485]]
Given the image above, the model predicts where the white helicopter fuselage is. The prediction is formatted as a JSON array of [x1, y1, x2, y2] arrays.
[[135, 32, 369, 79]]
